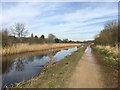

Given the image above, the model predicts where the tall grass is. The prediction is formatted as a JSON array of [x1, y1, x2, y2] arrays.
[[95, 45, 119, 69], [1, 43, 81, 56], [96, 45, 118, 55]]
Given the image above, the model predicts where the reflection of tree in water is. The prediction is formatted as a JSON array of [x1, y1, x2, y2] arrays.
[[26, 57, 34, 62], [15, 58, 25, 71], [2, 56, 14, 74], [35, 55, 44, 60], [48, 53, 54, 61], [48, 51, 57, 61]]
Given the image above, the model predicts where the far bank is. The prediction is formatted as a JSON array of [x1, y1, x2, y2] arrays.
[[1, 43, 82, 56]]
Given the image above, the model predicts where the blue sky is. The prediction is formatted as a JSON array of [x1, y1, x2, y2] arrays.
[[0, 2, 118, 41]]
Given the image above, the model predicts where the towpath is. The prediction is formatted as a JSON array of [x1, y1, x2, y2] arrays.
[[64, 46, 118, 88]]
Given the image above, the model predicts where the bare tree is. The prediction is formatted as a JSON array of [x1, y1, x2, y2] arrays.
[[94, 20, 118, 47], [31, 33, 34, 38], [11, 23, 28, 38], [1, 28, 10, 46]]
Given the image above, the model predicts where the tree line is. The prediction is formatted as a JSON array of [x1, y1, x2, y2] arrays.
[[94, 20, 119, 46], [1, 23, 82, 47]]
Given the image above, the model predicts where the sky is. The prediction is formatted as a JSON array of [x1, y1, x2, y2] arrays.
[[0, 2, 118, 41]]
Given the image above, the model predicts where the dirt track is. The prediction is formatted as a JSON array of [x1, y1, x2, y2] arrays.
[[64, 46, 118, 88]]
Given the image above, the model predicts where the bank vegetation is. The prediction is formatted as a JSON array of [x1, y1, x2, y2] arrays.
[[1, 43, 81, 56], [94, 20, 119, 70]]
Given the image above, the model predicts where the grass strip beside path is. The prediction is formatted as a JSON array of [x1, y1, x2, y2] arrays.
[[92, 46, 119, 70]]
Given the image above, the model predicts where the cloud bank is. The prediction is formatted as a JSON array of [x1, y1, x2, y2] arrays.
[[1, 2, 118, 41]]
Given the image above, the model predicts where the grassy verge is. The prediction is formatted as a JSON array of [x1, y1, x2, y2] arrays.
[[12, 46, 86, 88], [1, 43, 81, 56], [92, 45, 119, 70]]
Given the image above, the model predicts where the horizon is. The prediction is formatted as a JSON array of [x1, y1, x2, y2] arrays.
[[0, 2, 118, 41]]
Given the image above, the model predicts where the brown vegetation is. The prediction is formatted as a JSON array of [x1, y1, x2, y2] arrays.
[[94, 20, 119, 46], [1, 43, 81, 56], [96, 45, 118, 55], [93, 45, 119, 70]]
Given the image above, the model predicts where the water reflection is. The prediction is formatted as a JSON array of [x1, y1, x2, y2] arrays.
[[15, 58, 25, 71], [2, 47, 78, 87]]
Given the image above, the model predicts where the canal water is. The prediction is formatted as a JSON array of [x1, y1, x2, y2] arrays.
[[2, 47, 79, 88]]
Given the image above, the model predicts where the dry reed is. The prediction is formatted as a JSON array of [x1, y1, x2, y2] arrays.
[[96, 45, 118, 55], [1, 43, 81, 56]]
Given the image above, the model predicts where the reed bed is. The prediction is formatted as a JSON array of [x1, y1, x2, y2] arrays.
[[1, 43, 81, 56], [96, 45, 118, 55]]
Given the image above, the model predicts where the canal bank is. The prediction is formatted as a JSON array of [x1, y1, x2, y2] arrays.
[[2, 43, 81, 56], [10, 46, 86, 88]]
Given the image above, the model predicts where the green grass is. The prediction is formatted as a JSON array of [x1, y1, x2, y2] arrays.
[[12, 46, 86, 88], [92, 46, 119, 70]]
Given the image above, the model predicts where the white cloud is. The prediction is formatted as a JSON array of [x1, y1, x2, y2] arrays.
[[1, 0, 119, 2], [1, 2, 118, 41], [1, 3, 39, 26]]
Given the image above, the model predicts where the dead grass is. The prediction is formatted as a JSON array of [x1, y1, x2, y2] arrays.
[[96, 45, 118, 55], [1, 43, 81, 56], [94, 45, 119, 70]]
